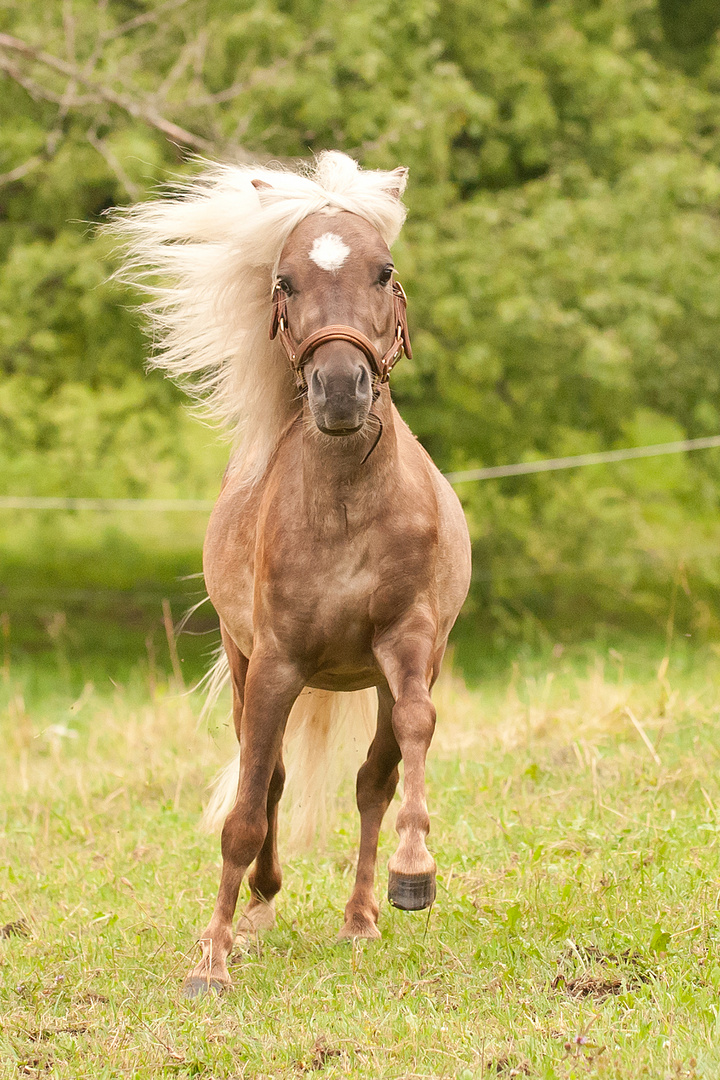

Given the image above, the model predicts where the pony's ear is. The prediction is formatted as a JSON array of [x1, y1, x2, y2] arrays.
[[251, 179, 273, 192], [383, 167, 408, 200]]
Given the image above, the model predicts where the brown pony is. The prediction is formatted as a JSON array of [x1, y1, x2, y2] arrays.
[[115, 152, 471, 997]]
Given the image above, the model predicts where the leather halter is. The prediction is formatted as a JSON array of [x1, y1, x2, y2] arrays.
[[270, 278, 412, 387]]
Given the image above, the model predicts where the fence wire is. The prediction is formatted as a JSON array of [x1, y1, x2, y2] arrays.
[[443, 434, 720, 483], [1, 434, 719, 510]]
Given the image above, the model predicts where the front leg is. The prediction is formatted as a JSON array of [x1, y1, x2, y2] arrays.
[[235, 752, 286, 947], [182, 650, 303, 997], [373, 619, 440, 911]]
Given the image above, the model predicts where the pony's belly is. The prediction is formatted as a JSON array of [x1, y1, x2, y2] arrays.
[[306, 668, 380, 692], [301, 617, 379, 688]]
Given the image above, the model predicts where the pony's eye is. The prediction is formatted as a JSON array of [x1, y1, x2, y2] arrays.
[[276, 277, 292, 296], [378, 266, 393, 286]]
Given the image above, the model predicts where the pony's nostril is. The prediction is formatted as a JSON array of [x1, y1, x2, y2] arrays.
[[311, 368, 325, 400], [356, 366, 369, 394]]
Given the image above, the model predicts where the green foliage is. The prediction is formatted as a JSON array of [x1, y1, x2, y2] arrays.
[[2, 0, 720, 641]]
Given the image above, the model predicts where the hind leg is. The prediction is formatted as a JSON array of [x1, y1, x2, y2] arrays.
[[339, 683, 400, 940], [235, 752, 285, 946]]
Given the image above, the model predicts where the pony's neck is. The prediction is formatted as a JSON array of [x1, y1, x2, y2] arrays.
[[301, 388, 397, 529]]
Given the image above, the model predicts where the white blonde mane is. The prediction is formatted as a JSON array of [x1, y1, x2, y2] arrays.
[[112, 152, 408, 486]]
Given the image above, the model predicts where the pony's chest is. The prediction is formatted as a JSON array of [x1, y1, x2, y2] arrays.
[[264, 536, 376, 627]]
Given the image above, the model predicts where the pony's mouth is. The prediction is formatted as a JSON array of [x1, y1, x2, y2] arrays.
[[317, 423, 364, 437]]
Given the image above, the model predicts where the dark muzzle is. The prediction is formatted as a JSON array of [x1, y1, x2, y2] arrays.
[[306, 347, 373, 435]]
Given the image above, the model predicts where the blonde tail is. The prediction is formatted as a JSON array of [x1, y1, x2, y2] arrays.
[[200, 677, 377, 848], [284, 687, 377, 849], [198, 648, 235, 834], [197, 647, 231, 728]]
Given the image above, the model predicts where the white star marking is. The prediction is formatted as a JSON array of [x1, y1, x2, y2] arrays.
[[308, 232, 351, 273]]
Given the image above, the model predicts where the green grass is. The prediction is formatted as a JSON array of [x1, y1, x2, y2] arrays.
[[2, 647, 720, 1078], [0, 514, 213, 686]]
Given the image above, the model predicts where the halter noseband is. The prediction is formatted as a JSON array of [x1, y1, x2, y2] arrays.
[[269, 278, 412, 388]]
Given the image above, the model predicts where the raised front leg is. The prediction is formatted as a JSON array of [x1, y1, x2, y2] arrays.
[[182, 649, 303, 998], [339, 683, 400, 940], [373, 621, 439, 912]]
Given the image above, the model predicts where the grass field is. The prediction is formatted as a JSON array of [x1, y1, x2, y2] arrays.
[[2, 643, 720, 1078]]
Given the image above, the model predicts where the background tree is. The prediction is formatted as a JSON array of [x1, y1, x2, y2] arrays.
[[2, 0, 720, 655]]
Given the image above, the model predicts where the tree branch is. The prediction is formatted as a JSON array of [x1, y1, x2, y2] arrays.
[[100, 0, 191, 45], [86, 127, 142, 200], [0, 31, 215, 154], [0, 54, 89, 105], [0, 154, 44, 186], [0, 119, 64, 188]]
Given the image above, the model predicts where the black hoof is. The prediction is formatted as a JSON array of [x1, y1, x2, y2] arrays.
[[181, 976, 228, 1000], [387, 870, 436, 911]]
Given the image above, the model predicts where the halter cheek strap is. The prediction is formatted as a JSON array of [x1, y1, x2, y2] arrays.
[[270, 279, 412, 388]]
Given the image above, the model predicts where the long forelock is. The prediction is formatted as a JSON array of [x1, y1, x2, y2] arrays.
[[110, 152, 407, 488]]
